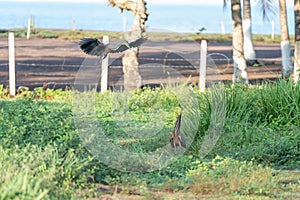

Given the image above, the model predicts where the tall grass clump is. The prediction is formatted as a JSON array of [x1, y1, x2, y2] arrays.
[[257, 80, 300, 128], [225, 84, 259, 124], [202, 80, 300, 167]]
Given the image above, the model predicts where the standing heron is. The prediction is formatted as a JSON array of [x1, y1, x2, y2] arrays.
[[170, 107, 186, 148], [79, 37, 146, 58]]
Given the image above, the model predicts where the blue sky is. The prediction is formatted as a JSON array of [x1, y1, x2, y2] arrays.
[[0, 0, 293, 7], [0, 0, 224, 5]]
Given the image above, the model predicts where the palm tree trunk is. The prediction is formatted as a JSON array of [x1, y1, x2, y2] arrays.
[[295, 0, 300, 82], [231, 0, 248, 83], [108, 0, 148, 91], [279, 0, 293, 78], [243, 0, 256, 61]]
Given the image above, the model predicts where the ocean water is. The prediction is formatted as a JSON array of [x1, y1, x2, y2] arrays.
[[0, 1, 294, 34]]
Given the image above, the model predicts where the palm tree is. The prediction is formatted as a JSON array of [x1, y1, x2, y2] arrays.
[[279, 0, 293, 78], [108, 0, 149, 91], [294, 0, 300, 82], [243, 0, 256, 61], [255, 0, 292, 78], [231, 0, 248, 83]]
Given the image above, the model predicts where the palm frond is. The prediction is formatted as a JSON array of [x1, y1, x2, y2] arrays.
[[223, 0, 229, 12], [254, 0, 279, 22]]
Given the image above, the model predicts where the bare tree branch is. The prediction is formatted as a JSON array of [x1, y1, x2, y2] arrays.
[[108, 0, 136, 13]]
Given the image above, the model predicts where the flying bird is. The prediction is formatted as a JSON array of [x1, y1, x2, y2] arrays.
[[79, 37, 146, 58], [170, 107, 186, 149]]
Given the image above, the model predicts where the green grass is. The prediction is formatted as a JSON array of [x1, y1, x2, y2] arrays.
[[0, 28, 124, 41], [0, 28, 293, 43], [0, 80, 299, 199], [187, 156, 279, 196]]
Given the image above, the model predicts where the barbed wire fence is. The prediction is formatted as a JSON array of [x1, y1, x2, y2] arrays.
[[0, 33, 283, 95], [1, 57, 280, 88]]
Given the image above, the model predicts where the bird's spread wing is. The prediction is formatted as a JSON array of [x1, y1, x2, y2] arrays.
[[80, 37, 146, 57], [108, 40, 130, 53], [79, 38, 105, 56], [109, 37, 146, 53], [129, 37, 146, 48]]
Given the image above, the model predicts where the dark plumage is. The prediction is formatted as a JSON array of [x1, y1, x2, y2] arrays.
[[170, 108, 186, 148], [79, 37, 146, 58]]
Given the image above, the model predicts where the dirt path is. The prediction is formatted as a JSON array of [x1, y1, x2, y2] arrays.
[[0, 38, 284, 89]]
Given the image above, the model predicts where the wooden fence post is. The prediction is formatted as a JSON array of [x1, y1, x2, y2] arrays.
[[271, 20, 275, 40], [199, 40, 207, 93], [101, 36, 109, 93], [9, 32, 16, 96], [221, 21, 225, 34], [123, 15, 127, 32], [71, 18, 76, 31], [295, 43, 300, 83], [27, 17, 31, 40]]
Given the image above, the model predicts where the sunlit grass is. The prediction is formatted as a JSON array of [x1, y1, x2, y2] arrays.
[[187, 156, 279, 196], [0, 80, 299, 199], [0, 28, 294, 43]]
